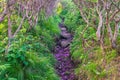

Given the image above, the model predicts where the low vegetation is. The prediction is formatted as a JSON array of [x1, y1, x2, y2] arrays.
[[0, 0, 120, 80]]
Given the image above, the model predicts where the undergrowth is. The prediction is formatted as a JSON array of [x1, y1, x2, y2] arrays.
[[59, 0, 120, 80], [0, 13, 61, 80]]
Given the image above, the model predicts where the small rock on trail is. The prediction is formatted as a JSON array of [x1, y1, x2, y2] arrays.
[[60, 32, 71, 39], [60, 40, 70, 48], [61, 27, 67, 31], [54, 23, 76, 80]]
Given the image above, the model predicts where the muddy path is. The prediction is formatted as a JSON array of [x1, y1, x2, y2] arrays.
[[54, 23, 76, 80]]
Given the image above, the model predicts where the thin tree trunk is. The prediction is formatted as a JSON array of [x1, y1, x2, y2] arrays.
[[112, 23, 119, 48], [96, 11, 103, 41], [6, 14, 12, 54], [106, 12, 113, 47]]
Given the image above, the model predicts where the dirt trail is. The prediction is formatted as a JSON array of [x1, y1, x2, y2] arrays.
[[54, 23, 76, 80]]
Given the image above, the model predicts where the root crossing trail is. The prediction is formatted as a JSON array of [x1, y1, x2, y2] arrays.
[[54, 23, 76, 80]]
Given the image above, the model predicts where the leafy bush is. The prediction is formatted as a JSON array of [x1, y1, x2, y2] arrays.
[[0, 14, 61, 80], [59, 0, 118, 80], [59, 0, 83, 33], [71, 25, 117, 79], [35, 15, 61, 50]]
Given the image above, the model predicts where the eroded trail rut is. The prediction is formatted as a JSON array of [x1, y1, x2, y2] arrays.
[[54, 23, 76, 80]]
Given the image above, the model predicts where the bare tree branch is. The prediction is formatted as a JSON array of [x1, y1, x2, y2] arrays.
[[13, 15, 26, 38], [110, 10, 120, 21], [0, 8, 7, 22]]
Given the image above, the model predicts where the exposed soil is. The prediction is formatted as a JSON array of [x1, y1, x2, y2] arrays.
[[54, 23, 76, 80]]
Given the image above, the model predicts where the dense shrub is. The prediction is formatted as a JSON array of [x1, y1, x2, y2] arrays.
[[59, 0, 119, 80], [0, 14, 61, 80], [59, 0, 82, 33]]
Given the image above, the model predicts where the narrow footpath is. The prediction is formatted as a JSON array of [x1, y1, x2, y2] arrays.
[[54, 23, 76, 80]]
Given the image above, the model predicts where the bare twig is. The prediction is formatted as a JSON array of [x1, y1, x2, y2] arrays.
[[13, 15, 26, 38]]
